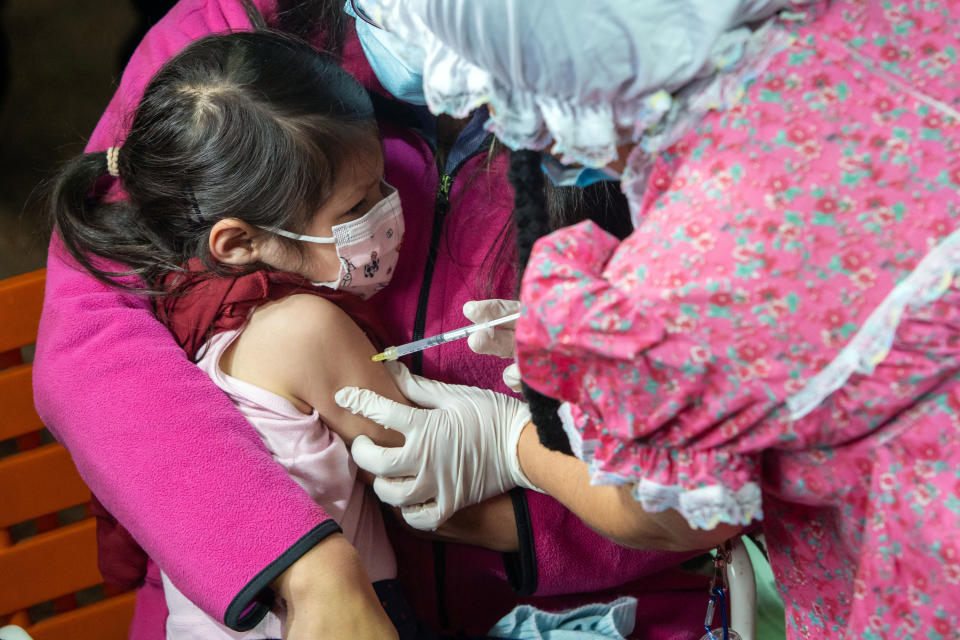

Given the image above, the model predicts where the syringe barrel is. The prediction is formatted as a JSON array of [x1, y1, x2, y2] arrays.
[[383, 312, 520, 360], [392, 332, 449, 358]]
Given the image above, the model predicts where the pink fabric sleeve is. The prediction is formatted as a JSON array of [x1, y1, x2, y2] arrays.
[[32, 0, 339, 630]]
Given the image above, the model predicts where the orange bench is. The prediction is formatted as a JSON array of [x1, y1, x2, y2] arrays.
[[0, 269, 135, 640]]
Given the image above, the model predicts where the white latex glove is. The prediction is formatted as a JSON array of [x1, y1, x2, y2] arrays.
[[463, 299, 522, 392], [335, 361, 536, 531]]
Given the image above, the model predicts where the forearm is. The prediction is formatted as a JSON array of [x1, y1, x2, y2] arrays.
[[413, 493, 520, 552], [273, 534, 397, 640], [516, 423, 741, 551], [513, 487, 706, 597]]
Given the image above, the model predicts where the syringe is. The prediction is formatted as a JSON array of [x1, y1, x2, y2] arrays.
[[372, 312, 520, 362]]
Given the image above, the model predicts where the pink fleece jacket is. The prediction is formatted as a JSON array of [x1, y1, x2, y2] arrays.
[[32, 1, 708, 638]]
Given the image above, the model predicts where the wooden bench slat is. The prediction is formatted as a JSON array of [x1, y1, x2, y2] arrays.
[[0, 270, 45, 355], [0, 365, 44, 442], [0, 443, 91, 528], [26, 592, 137, 640], [0, 520, 102, 616]]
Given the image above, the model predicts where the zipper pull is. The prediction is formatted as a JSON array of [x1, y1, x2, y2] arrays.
[[437, 173, 453, 205]]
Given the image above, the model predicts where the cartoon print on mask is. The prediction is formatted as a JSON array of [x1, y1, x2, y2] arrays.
[[339, 256, 357, 288], [383, 226, 398, 280], [364, 251, 380, 278]]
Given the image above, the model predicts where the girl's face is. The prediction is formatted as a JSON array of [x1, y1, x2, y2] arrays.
[[258, 148, 386, 283]]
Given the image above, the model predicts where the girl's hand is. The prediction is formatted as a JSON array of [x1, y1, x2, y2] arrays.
[[273, 534, 398, 640]]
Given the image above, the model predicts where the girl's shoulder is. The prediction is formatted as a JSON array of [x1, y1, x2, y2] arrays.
[[248, 292, 353, 333], [220, 293, 379, 412], [228, 293, 364, 372]]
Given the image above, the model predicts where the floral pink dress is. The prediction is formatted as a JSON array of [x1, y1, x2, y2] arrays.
[[517, 1, 960, 638]]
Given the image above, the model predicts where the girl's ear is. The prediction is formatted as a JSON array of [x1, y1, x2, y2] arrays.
[[209, 219, 263, 265]]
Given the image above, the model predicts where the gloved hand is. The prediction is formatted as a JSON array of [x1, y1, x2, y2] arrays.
[[463, 299, 521, 392], [335, 361, 537, 530]]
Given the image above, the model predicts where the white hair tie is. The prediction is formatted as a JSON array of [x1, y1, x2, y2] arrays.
[[106, 146, 121, 178]]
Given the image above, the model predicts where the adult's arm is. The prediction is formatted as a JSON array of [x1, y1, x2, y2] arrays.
[[503, 488, 705, 597], [459, 299, 704, 590], [339, 370, 740, 554], [515, 423, 743, 552], [32, 0, 345, 630], [36, 235, 341, 629]]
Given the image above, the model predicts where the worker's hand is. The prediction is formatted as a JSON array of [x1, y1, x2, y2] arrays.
[[336, 361, 536, 530], [463, 299, 521, 391]]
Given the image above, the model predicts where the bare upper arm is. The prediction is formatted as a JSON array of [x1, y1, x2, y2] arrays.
[[221, 294, 407, 448]]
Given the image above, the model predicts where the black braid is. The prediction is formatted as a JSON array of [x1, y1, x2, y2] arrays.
[[508, 150, 573, 456], [238, 0, 268, 30]]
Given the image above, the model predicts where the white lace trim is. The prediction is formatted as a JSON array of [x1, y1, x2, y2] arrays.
[[633, 478, 763, 531], [583, 462, 764, 530], [561, 400, 762, 530], [371, 4, 795, 168], [786, 226, 960, 420], [558, 401, 586, 460], [586, 459, 764, 530]]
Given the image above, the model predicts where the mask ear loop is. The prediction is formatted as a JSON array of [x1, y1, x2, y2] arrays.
[[260, 226, 337, 244], [261, 181, 398, 245]]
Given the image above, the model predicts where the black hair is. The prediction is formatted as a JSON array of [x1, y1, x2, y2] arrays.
[[238, 0, 347, 54], [508, 150, 572, 455], [273, 0, 347, 52], [48, 30, 379, 293], [507, 151, 633, 454], [470, 141, 633, 300]]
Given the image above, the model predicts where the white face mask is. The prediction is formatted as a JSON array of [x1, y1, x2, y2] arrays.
[[262, 183, 404, 300]]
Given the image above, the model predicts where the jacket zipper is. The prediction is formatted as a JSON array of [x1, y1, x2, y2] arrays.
[[409, 140, 490, 377], [407, 135, 492, 632]]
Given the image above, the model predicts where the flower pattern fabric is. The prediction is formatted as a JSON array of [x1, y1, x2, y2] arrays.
[[517, 1, 960, 638]]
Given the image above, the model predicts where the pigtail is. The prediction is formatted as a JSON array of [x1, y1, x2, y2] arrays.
[[48, 151, 137, 284], [508, 149, 573, 456], [47, 150, 182, 293]]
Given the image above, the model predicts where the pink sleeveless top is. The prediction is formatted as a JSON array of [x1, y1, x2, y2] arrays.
[[162, 327, 396, 639]]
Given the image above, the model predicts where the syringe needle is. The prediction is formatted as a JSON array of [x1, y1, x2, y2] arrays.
[[371, 312, 520, 362]]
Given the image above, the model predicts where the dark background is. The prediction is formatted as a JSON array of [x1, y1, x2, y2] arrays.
[[0, 1, 178, 278]]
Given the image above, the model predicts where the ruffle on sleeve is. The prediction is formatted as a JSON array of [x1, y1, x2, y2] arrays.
[[560, 403, 763, 531], [368, 0, 805, 167]]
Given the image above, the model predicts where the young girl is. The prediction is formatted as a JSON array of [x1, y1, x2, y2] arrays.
[[47, 30, 461, 640]]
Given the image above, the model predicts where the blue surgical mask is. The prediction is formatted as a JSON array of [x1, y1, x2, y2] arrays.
[[540, 155, 621, 188], [345, 0, 427, 105]]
